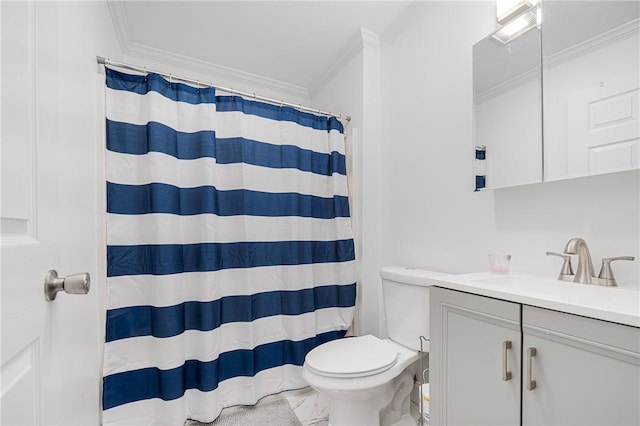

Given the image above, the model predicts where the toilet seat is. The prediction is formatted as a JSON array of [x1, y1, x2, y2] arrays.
[[305, 335, 398, 378]]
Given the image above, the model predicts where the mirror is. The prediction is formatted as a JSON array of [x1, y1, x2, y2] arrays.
[[543, 1, 640, 181], [473, 6, 542, 189], [473, 1, 640, 190]]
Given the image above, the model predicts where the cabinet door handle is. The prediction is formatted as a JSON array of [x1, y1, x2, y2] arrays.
[[502, 340, 512, 381], [527, 347, 537, 391]]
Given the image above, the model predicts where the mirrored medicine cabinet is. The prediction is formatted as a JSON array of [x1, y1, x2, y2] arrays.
[[473, 1, 640, 190]]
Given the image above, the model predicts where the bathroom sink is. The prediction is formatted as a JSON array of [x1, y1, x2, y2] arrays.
[[426, 271, 640, 327], [473, 273, 561, 290]]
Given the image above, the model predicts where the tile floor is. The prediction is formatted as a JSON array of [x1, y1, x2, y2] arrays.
[[203, 385, 422, 425], [281, 387, 330, 426], [282, 386, 422, 426]]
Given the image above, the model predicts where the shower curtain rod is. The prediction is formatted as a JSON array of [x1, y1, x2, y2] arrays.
[[96, 56, 351, 122]]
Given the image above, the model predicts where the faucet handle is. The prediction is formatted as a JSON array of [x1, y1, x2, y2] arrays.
[[598, 256, 635, 286], [546, 252, 574, 279]]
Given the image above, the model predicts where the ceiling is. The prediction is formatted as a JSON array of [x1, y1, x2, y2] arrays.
[[113, 1, 413, 91]]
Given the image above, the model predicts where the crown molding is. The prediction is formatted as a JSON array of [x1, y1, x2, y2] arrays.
[[106, 0, 310, 100], [361, 29, 381, 54], [545, 18, 639, 68], [308, 28, 380, 96], [106, 0, 131, 53], [307, 29, 364, 95], [123, 41, 310, 100], [475, 68, 539, 104]]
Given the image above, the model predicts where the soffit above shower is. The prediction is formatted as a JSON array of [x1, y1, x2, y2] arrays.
[[109, 1, 412, 93]]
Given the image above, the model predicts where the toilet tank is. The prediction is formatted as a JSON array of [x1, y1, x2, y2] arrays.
[[380, 267, 448, 351]]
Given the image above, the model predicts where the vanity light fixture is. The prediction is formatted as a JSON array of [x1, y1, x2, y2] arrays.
[[497, 0, 535, 25], [493, 1, 541, 44]]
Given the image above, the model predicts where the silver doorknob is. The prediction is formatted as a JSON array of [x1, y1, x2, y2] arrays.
[[44, 270, 90, 301]]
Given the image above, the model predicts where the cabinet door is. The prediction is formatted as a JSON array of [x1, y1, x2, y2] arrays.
[[430, 287, 521, 426], [522, 306, 640, 425]]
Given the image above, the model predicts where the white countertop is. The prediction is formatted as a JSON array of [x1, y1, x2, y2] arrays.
[[380, 267, 640, 327]]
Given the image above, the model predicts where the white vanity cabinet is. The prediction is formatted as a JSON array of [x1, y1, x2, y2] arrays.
[[430, 287, 640, 426], [521, 305, 640, 425], [430, 287, 521, 425]]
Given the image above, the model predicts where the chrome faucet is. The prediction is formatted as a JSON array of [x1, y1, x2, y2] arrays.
[[547, 237, 635, 286]]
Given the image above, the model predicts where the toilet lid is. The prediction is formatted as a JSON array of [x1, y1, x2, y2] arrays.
[[305, 335, 398, 378]]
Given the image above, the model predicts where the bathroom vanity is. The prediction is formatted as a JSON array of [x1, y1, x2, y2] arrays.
[[424, 272, 640, 425]]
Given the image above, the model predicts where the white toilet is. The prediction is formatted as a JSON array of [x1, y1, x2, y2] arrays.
[[302, 266, 431, 425]]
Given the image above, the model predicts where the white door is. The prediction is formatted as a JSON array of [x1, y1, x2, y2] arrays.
[[1, 2, 103, 424], [567, 80, 640, 178]]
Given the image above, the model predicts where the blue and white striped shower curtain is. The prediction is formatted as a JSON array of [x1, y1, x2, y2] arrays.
[[102, 68, 356, 425]]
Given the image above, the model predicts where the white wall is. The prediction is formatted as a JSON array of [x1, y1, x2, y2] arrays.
[[311, 30, 385, 336], [375, 0, 640, 335]]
